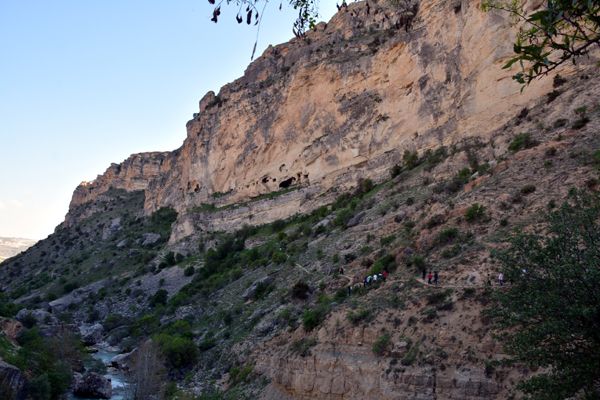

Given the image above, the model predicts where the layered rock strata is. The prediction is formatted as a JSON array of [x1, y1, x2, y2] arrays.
[[66, 0, 579, 237]]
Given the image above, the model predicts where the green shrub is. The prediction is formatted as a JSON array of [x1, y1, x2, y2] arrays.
[[426, 214, 445, 229], [7, 328, 75, 400], [278, 307, 297, 328], [372, 333, 391, 356], [407, 255, 425, 269], [520, 184, 536, 195], [149, 289, 168, 308], [103, 313, 130, 331], [290, 338, 317, 357], [390, 164, 402, 178], [28, 373, 52, 400], [360, 245, 373, 255], [271, 251, 287, 264], [271, 219, 287, 232], [291, 281, 310, 300], [62, 281, 79, 294], [20, 312, 37, 328], [347, 308, 372, 325], [229, 364, 253, 384], [253, 281, 273, 300], [334, 287, 348, 302], [423, 307, 438, 322], [401, 342, 419, 365], [508, 132, 537, 152], [302, 305, 328, 331], [465, 203, 486, 222], [355, 178, 374, 195], [403, 150, 420, 170], [571, 116, 590, 130], [427, 289, 451, 305], [380, 234, 396, 247], [155, 333, 199, 368], [334, 208, 354, 228], [437, 227, 459, 245], [423, 147, 448, 171], [370, 253, 396, 274], [441, 244, 461, 259]]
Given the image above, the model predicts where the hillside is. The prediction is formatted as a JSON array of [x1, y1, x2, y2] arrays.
[[1, 0, 599, 399]]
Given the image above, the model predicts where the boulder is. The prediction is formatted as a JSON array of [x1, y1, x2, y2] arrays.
[[106, 326, 130, 346], [80, 323, 104, 346], [254, 317, 276, 336], [0, 360, 27, 400], [15, 309, 58, 327], [101, 217, 122, 240], [110, 350, 134, 370], [313, 217, 332, 230], [346, 211, 365, 228], [141, 233, 161, 246], [72, 372, 112, 399], [242, 276, 273, 301]]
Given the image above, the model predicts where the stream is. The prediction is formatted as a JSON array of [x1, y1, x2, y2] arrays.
[[69, 347, 130, 400]]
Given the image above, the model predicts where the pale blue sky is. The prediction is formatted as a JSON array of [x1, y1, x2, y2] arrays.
[[0, 0, 337, 239]]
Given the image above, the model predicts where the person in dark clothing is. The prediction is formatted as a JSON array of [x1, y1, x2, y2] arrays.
[[427, 271, 433, 284], [422, 269, 427, 281], [433, 271, 439, 285]]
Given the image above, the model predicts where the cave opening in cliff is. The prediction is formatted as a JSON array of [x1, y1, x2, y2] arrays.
[[279, 177, 296, 189]]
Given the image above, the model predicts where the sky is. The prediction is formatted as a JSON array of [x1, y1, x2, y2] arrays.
[[0, 0, 338, 240]]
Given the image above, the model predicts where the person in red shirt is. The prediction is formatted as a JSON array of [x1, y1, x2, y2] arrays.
[[427, 271, 433, 284]]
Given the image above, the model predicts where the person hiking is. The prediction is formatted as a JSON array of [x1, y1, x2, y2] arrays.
[[427, 271, 433, 284], [421, 268, 426, 281], [339, 266, 344, 275], [433, 271, 439, 285], [382, 270, 389, 281], [498, 272, 504, 286]]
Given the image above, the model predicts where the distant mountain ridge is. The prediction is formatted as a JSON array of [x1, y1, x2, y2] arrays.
[[0, 237, 37, 262]]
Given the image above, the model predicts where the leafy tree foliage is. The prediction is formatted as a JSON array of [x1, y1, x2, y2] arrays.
[[490, 191, 600, 399], [483, 0, 600, 85], [207, 0, 319, 43]]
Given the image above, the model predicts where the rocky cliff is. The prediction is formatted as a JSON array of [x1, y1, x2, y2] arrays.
[[4, 1, 599, 399], [65, 0, 572, 236]]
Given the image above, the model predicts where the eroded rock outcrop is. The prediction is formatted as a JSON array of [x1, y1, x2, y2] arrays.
[[0, 361, 27, 400], [62, 0, 583, 238], [73, 372, 112, 399]]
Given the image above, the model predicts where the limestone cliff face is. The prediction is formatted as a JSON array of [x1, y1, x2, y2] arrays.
[[67, 152, 171, 224], [67, 0, 557, 232]]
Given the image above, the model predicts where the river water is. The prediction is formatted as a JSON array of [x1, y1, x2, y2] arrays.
[[68, 348, 130, 400]]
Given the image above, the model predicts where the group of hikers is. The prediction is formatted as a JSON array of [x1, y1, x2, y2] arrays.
[[341, 265, 445, 295], [363, 270, 389, 286], [340, 266, 390, 295], [421, 269, 439, 285]]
